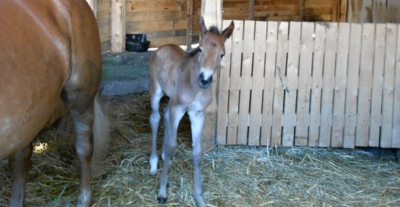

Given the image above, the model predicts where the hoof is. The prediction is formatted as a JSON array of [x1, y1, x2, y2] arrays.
[[157, 197, 168, 204]]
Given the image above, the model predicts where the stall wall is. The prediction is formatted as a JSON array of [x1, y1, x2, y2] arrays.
[[348, 0, 400, 23]]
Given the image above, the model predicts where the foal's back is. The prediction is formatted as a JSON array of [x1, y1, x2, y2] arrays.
[[149, 44, 191, 97]]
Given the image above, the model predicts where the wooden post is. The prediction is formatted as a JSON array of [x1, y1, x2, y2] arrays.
[[249, 0, 254, 20], [86, 0, 97, 18], [186, 0, 193, 50], [201, 0, 223, 151], [111, 0, 126, 53], [201, 0, 223, 31]]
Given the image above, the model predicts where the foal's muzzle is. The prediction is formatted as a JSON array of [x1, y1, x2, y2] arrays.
[[199, 73, 213, 89]]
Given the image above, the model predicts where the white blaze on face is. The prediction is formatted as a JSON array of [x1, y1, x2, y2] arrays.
[[200, 67, 214, 80]]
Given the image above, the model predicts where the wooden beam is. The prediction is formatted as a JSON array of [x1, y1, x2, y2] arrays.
[[201, 0, 223, 150], [111, 0, 126, 53], [86, 0, 97, 18], [249, 0, 254, 20], [186, 0, 193, 50]]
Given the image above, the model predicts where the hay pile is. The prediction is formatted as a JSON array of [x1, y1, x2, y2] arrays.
[[1, 92, 400, 206]]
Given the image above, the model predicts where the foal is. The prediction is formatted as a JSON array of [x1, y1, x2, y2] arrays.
[[148, 17, 234, 206]]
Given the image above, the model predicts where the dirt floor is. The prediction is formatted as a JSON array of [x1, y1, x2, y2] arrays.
[[1, 92, 400, 207]]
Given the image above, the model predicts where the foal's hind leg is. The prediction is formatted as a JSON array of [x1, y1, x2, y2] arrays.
[[62, 90, 97, 207], [149, 83, 164, 175], [8, 143, 33, 207]]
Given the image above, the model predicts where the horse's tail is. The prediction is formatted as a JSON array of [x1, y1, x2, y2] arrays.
[[92, 92, 110, 174]]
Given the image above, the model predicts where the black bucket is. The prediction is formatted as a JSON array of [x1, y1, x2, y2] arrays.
[[125, 34, 151, 52]]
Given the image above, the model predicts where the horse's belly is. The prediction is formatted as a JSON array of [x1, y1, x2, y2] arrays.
[[0, 93, 62, 160]]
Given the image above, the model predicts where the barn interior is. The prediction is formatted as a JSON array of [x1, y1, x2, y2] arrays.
[[1, 0, 400, 206]]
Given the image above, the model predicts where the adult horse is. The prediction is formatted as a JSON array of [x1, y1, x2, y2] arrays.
[[0, 0, 109, 206], [149, 17, 234, 206]]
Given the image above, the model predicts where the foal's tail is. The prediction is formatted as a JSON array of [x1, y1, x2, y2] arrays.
[[92, 92, 110, 173]]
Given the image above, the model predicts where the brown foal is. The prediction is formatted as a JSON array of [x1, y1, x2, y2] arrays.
[[148, 17, 234, 206]]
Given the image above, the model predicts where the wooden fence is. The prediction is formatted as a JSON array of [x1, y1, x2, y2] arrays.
[[216, 20, 400, 148]]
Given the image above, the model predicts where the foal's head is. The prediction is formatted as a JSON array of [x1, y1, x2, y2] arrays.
[[195, 17, 234, 89]]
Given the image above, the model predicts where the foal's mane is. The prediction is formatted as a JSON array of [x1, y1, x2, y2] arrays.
[[185, 26, 220, 57]]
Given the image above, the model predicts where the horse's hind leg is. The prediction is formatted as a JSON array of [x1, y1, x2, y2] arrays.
[[149, 82, 163, 175], [9, 143, 33, 207], [62, 89, 97, 207]]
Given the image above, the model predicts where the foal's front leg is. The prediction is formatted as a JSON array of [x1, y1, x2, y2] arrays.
[[157, 104, 185, 203], [188, 109, 206, 207]]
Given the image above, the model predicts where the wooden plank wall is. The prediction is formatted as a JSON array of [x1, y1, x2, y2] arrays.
[[348, 0, 400, 23], [217, 20, 400, 148], [98, 0, 111, 53], [121, 0, 348, 49], [125, 0, 193, 48], [222, 0, 347, 22]]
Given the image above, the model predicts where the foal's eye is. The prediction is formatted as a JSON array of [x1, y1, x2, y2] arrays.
[[221, 53, 225, 58], [198, 48, 202, 53]]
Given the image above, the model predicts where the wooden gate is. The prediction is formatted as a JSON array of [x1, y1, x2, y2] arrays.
[[216, 20, 400, 148]]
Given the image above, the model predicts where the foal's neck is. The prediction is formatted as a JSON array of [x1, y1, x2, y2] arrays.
[[182, 53, 208, 93]]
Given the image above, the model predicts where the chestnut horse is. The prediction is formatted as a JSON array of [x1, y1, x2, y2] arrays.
[[0, 0, 109, 206], [149, 17, 234, 206]]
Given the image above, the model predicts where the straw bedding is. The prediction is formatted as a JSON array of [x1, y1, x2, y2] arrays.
[[1, 92, 400, 207]]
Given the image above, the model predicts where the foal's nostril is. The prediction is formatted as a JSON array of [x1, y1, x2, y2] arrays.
[[198, 73, 213, 89]]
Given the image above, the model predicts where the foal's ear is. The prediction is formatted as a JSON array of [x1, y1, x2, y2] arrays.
[[200, 16, 208, 37], [221, 21, 235, 41]]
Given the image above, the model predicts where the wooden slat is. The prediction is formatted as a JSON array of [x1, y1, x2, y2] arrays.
[[271, 22, 289, 147], [97, 10, 111, 20], [343, 23, 362, 149], [126, 1, 181, 12], [216, 20, 234, 145], [295, 22, 314, 146], [319, 22, 337, 147], [309, 23, 326, 147], [249, 0, 255, 20], [227, 20, 244, 145], [237, 21, 255, 145], [282, 22, 301, 147], [356, 23, 375, 147], [381, 24, 397, 148], [261, 21, 278, 146], [99, 25, 111, 42], [393, 24, 400, 148], [331, 22, 350, 147], [331, 0, 339, 22], [126, 21, 177, 33], [369, 23, 386, 147], [299, 0, 304, 21], [248, 21, 267, 146], [97, 1, 110, 12], [339, 0, 347, 22], [144, 36, 186, 48], [126, 11, 175, 22]]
